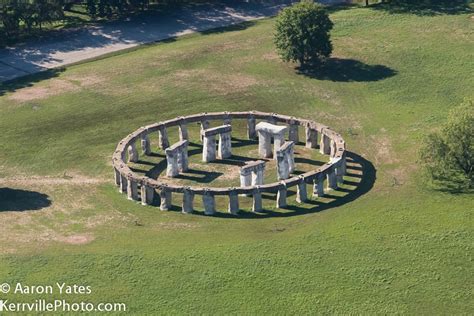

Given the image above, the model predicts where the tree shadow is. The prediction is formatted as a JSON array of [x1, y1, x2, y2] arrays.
[[297, 58, 397, 82], [0, 68, 64, 96], [0, 188, 52, 212], [371, 1, 472, 16]]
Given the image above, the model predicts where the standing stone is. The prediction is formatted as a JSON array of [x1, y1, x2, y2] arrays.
[[335, 160, 344, 184], [327, 169, 338, 190], [228, 190, 239, 215], [165, 149, 179, 177], [305, 125, 318, 148], [320, 133, 331, 155], [120, 174, 128, 194], [202, 135, 217, 162], [182, 188, 194, 214], [252, 188, 263, 212], [158, 127, 169, 149], [179, 123, 189, 141], [287, 143, 295, 173], [127, 178, 139, 201], [114, 168, 121, 187], [276, 151, 290, 180], [141, 184, 155, 206], [218, 132, 232, 159], [288, 122, 299, 143], [202, 191, 216, 215], [252, 167, 264, 186], [247, 116, 257, 140], [313, 174, 325, 198], [273, 133, 285, 159], [296, 177, 308, 203], [276, 182, 287, 208], [141, 134, 151, 155], [177, 143, 189, 172], [200, 120, 210, 142], [258, 130, 272, 158], [330, 140, 337, 158], [159, 187, 172, 211], [128, 143, 139, 163], [223, 115, 231, 125]]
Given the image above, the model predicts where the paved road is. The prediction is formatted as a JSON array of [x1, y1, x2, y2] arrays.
[[0, 0, 346, 83]]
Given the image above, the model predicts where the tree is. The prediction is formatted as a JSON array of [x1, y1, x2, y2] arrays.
[[274, 0, 333, 66], [420, 99, 473, 192]]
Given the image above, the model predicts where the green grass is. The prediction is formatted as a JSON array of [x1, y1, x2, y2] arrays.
[[0, 5, 473, 314]]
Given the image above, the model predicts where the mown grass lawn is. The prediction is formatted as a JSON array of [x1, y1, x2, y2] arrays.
[[0, 5, 473, 314]]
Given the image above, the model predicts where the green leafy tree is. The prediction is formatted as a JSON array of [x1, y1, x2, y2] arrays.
[[274, 0, 333, 66], [420, 99, 473, 192]]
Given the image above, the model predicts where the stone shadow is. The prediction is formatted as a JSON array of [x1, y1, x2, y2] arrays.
[[0, 188, 52, 212], [197, 151, 376, 218], [297, 58, 396, 82]]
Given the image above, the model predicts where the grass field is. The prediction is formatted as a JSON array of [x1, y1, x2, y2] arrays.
[[0, 4, 473, 314]]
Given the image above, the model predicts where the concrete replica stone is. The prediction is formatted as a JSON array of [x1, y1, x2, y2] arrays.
[[288, 119, 299, 143], [255, 122, 288, 159], [202, 190, 216, 215], [276, 181, 287, 208], [320, 132, 331, 155], [305, 123, 318, 149], [141, 182, 155, 206], [252, 187, 263, 212], [200, 119, 210, 142], [276, 141, 295, 180], [128, 143, 139, 163], [240, 160, 266, 187], [312, 173, 325, 198], [165, 140, 189, 177], [228, 189, 239, 215], [141, 134, 151, 155], [158, 125, 170, 149], [296, 176, 308, 203], [202, 125, 232, 162], [247, 115, 257, 140], [159, 186, 172, 211], [113, 111, 348, 216], [182, 187, 194, 214]]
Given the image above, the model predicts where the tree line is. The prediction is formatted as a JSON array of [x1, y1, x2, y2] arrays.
[[0, 0, 191, 45]]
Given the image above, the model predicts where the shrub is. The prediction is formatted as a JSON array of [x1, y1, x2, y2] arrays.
[[420, 99, 473, 192], [274, 0, 333, 66]]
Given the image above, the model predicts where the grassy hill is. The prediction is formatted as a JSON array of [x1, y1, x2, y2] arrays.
[[0, 5, 472, 314]]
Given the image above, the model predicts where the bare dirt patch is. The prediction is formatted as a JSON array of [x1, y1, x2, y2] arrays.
[[8, 78, 79, 102]]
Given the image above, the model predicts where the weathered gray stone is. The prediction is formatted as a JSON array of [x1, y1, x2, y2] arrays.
[[177, 143, 189, 172], [330, 140, 337, 158], [276, 182, 287, 208], [228, 190, 239, 215], [141, 184, 155, 206], [288, 122, 299, 143], [320, 133, 331, 155], [182, 188, 194, 214], [165, 149, 179, 177], [327, 168, 338, 190], [276, 151, 290, 180], [127, 178, 139, 201], [202, 191, 216, 215], [296, 177, 308, 203], [252, 188, 263, 212], [114, 168, 121, 187], [305, 125, 318, 148], [218, 132, 232, 159], [120, 174, 127, 194], [128, 143, 139, 163], [313, 174, 325, 198], [200, 119, 210, 142], [141, 134, 151, 155], [202, 135, 216, 162], [252, 168, 264, 186], [257, 130, 272, 158], [158, 127, 169, 149], [247, 116, 257, 140], [203, 124, 232, 137], [179, 123, 189, 141], [159, 187, 172, 211]]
